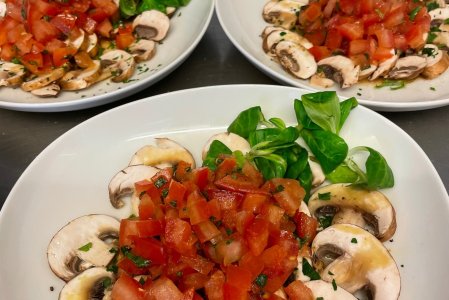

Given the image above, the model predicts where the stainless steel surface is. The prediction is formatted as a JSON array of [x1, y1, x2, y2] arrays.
[[0, 14, 448, 208]]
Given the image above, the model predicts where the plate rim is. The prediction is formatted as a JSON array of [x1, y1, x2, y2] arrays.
[[215, 0, 449, 112], [0, 0, 215, 113]]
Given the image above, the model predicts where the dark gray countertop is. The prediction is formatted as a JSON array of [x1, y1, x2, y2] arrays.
[[0, 14, 448, 208]]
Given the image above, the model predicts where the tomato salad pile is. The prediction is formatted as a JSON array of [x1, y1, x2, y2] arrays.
[[0, 0, 186, 97], [262, 0, 449, 89], [111, 158, 316, 299]]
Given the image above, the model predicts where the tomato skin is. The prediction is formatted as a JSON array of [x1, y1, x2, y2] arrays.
[[284, 280, 314, 300], [337, 22, 364, 41], [302, 2, 322, 22], [131, 237, 166, 265], [187, 190, 211, 225], [164, 218, 195, 255], [96, 18, 113, 37], [112, 273, 145, 300], [372, 46, 394, 62], [180, 255, 215, 275], [20, 52, 43, 74], [207, 189, 244, 211], [117, 257, 148, 276], [241, 193, 268, 214], [50, 13, 77, 35], [119, 219, 164, 247], [226, 265, 252, 292], [245, 218, 269, 256], [165, 180, 187, 209], [293, 212, 318, 245], [303, 30, 326, 46], [193, 220, 221, 243]]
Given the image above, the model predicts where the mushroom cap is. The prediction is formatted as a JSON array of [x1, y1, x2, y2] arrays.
[[129, 138, 196, 168], [108, 164, 160, 209], [275, 40, 317, 79], [263, 29, 313, 57], [388, 55, 427, 80], [201, 132, 251, 161], [128, 39, 157, 62], [60, 60, 101, 91], [308, 184, 396, 241], [261, 25, 285, 39], [59, 267, 115, 300], [21, 68, 66, 92], [317, 55, 360, 88], [0, 62, 26, 87], [133, 10, 170, 41], [305, 280, 357, 299], [312, 224, 401, 300], [263, 0, 307, 30], [100, 50, 136, 83], [47, 214, 119, 282], [429, 7, 449, 20], [369, 51, 398, 80], [30, 83, 60, 97]]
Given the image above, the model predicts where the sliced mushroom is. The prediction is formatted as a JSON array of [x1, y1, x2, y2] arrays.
[[21, 68, 66, 92], [128, 39, 157, 62], [133, 10, 170, 41], [85, 33, 99, 57], [317, 56, 360, 88], [388, 55, 427, 79], [129, 138, 196, 168], [309, 73, 335, 88], [201, 132, 251, 161], [263, 0, 307, 30], [304, 280, 358, 299], [429, 7, 449, 20], [66, 29, 86, 51], [261, 25, 285, 39], [166, 6, 177, 17], [263, 29, 313, 57], [59, 267, 115, 300], [99, 50, 136, 83], [421, 44, 449, 78], [30, 83, 60, 97], [0, 1, 6, 19], [47, 214, 119, 282], [60, 60, 101, 90], [370, 51, 398, 80], [275, 40, 317, 79], [0, 62, 26, 87], [312, 224, 401, 300], [308, 184, 396, 241], [108, 165, 159, 209], [358, 65, 377, 80]]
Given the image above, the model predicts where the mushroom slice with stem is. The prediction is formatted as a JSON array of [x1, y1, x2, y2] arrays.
[[304, 280, 358, 299], [0, 62, 25, 87], [66, 29, 86, 52], [261, 25, 285, 39], [30, 83, 60, 97], [388, 55, 427, 79], [99, 50, 136, 83], [317, 56, 360, 88], [133, 10, 170, 41], [201, 132, 251, 161], [60, 60, 101, 91], [275, 40, 317, 79], [109, 165, 159, 209], [421, 44, 449, 78], [21, 67, 66, 92], [308, 184, 396, 241], [263, 0, 308, 30], [84, 33, 99, 57], [369, 51, 398, 80], [59, 267, 115, 300], [358, 65, 377, 80], [129, 138, 196, 168], [47, 214, 119, 282], [312, 224, 401, 300], [263, 29, 313, 57], [128, 39, 157, 62]]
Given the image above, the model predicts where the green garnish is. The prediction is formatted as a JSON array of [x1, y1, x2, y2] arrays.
[[255, 274, 268, 287], [409, 7, 421, 21], [318, 192, 331, 200], [121, 246, 151, 268], [78, 242, 93, 252], [302, 258, 321, 280], [375, 79, 405, 90], [102, 277, 112, 288], [154, 176, 167, 188], [351, 238, 358, 244], [332, 279, 338, 291], [426, 2, 439, 12]]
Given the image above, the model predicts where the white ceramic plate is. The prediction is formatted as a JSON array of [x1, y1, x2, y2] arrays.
[[0, 85, 448, 299], [216, 0, 449, 111], [0, 0, 214, 112]]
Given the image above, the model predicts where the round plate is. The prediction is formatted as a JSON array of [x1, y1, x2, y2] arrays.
[[0, 0, 214, 112], [216, 0, 449, 111], [0, 85, 448, 298]]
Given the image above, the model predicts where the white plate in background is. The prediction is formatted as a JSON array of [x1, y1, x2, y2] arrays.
[[0, 85, 448, 299], [216, 0, 449, 111], [0, 0, 214, 112]]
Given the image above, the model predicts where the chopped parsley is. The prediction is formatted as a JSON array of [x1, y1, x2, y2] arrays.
[[426, 2, 439, 12], [280, 31, 287, 36], [102, 277, 112, 289], [255, 274, 268, 287], [430, 87, 436, 91], [351, 238, 358, 244], [161, 189, 169, 198], [422, 47, 436, 57], [154, 176, 168, 188], [318, 192, 331, 200], [275, 185, 285, 193], [409, 7, 421, 21], [169, 200, 177, 207], [332, 278, 338, 291], [375, 79, 405, 90], [121, 246, 151, 268], [302, 258, 321, 280], [78, 242, 93, 252], [318, 215, 333, 229], [328, 271, 334, 276], [138, 277, 146, 285], [316, 298, 324, 300]]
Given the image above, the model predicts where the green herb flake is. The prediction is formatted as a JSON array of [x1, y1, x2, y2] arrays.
[[430, 87, 436, 91], [318, 192, 331, 200], [226, 228, 233, 236], [375, 79, 405, 90], [275, 185, 285, 193], [11, 58, 21, 64], [154, 177, 168, 188], [225, 239, 234, 245], [302, 258, 321, 280], [427, 2, 439, 12], [161, 189, 169, 198], [316, 298, 324, 300], [374, 8, 384, 19], [255, 274, 268, 287], [169, 200, 177, 208], [351, 238, 358, 244], [138, 277, 146, 285], [422, 47, 436, 57], [78, 242, 93, 252], [328, 271, 334, 276], [176, 271, 183, 277], [102, 277, 112, 289], [109, 247, 118, 254], [121, 246, 151, 268], [409, 7, 421, 21], [280, 31, 287, 36], [318, 215, 333, 229], [332, 279, 338, 291]]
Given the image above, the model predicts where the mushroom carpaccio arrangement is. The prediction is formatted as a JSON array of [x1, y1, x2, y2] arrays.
[[47, 92, 400, 300], [0, 0, 189, 97], [262, 0, 449, 89]]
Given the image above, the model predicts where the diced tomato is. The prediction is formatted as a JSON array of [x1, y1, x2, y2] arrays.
[[337, 22, 364, 40], [215, 174, 268, 195], [180, 272, 209, 291], [263, 178, 305, 216], [375, 28, 394, 48], [96, 18, 113, 38], [303, 30, 326, 46], [208, 189, 244, 211], [226, 265, 252, 292], [30, 19, 60, 43], [52, 46, 77, 67], [207, 198, 222, 221], [165, 180, 187, 210], [234, 210, 254, 235], [241, 193, 268, 214], [302, 2, 322, 22], [174, 161, 193, 182], [145, 277, 183, 300], [205, 270, 225, 300], [223, 283, 249, 300], [180, 255, 215, 275], [260, 204, 285, 231], [245, 218, 269, 256], [193, 220, 221, 243], [384, 8, 405, 28], [187, 190, 211, 225], [50, 13, 77, 35], [119, 218, 164, 246], [239, 252, 264, 281], [308, 46, 331, 61], [406, 24, 425, 49], [92, 0, 118, 16], [20, 52, 43, 74], [338, 0, 354, 14], [130, 237, 165, 265], [215, 235, 245, 265], [165, 218, 195, 255], [117, 257, 148, 275], [372, 46, 394, 61], [214, 157, 237, 180], [284, 280, 314, 300], [111, 273, 145, 300], [293, 211, 318, 245], [348, 39, 369, 55], [191, 167, 212, 190], [393, 34, 408, 51], [324, 29, 342, 50], [0, 44, 16, 61]]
